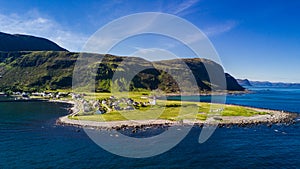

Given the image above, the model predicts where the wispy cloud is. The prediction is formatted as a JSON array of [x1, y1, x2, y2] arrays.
[[130, 47, 177, 61], [203, 21, 238, 36], [164, 0, 237, 37], [166, 0, 201, 16], [0, 11, 87, 51]]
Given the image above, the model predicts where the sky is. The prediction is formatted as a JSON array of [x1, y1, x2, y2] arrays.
[[0, 0, 300, 83]]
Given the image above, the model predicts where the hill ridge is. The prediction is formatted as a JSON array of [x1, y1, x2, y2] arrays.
[[0, 51, 244, 92], [0, 32, 67, 52]]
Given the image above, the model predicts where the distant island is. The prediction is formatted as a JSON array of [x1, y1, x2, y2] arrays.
[[236, 79, 252, 86], [237, 78, 300, 88]]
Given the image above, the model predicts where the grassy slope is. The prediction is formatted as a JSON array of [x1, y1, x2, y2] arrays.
[[0, 51, 244, 92], [0, 51, 77, 91]]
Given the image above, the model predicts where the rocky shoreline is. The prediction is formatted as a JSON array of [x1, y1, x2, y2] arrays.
[[55, 100, 298, 130]]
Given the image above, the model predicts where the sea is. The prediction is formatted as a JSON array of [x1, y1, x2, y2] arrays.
[[0, 87, 299, 168]]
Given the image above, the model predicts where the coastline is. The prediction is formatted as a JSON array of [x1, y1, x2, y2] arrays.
[[55, 99, 298, 130], [165, 90, 252, 96]]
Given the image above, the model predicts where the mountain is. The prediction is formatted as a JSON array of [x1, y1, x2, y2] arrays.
[[0, 32, 67, 52], [0, 51, 244, 92], [225, 74, 245, 90], [237, 79, 300, 88], [236, 79, 252, 86], [250, 81, 300, 88], [152, 58, 244, 92]]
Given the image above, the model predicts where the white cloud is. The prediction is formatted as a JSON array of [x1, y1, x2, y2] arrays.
[[203, 21, 238, 37], [0, 8, 237, 54], [164, 1, 237, 37], [166, 0, 201, 16], [131, 47, 178, 61], [0, 11, 88, 51]]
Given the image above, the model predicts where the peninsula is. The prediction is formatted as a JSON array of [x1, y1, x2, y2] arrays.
[[55, 92, 297, 130]]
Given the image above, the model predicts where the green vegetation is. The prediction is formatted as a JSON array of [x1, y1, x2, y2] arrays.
[[0, 51, 76, 92], [0, 51, 244, 93], [222, 106, 266, 116]]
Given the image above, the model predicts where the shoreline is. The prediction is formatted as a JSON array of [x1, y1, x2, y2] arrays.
[[164, 90, 252, 96], [55, 99, 298, 130]]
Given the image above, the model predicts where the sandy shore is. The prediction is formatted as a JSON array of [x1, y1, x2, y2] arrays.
[[55, 99, 298, 130]]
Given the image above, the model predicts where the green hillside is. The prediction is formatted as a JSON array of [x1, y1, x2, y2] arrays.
[[0, 51, 244, 93]]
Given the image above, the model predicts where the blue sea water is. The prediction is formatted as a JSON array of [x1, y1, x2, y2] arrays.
[[168, 86, 300, 113], [0, 87, 299, 168]]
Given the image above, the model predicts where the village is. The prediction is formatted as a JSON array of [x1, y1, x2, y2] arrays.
[[10, 91, 71, 100], [75, 95, 157, 115], [6, 91, 157, 116]]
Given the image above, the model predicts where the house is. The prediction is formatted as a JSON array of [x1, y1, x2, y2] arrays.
[[42, 92, 54, 98], [13, 92, 22, 95], [111, 102, 118, 107], [125, 105, 134, 110], [141, 102, 147, 107], [109, 96, 116, 100], [32, 92, 44, 96], [22, 92, 30, 99], [71, 93, 82, 100], [113, 105, 122, 111], [95, 109, 105, 114], [93, 101, 100, 108], [83, 103, 92, 112], [127, 98, 134, 105], [101, 100, 107, 105], [57, 92, 69, 98], [149, 96, 156, 105], [133, 102, 139, 106]]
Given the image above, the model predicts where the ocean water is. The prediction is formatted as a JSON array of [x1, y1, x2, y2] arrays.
[[0, 87, 299, 168], [168, 86, 300, 113]]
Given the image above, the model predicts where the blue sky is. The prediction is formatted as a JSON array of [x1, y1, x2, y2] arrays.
[[0, 0, 299, 83]]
